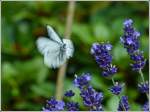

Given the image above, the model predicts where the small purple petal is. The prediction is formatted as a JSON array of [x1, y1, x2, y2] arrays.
[[109, 82, 123, 95], [142, 101, 149, 111], [126, 37, 133, 45], [138, 81, 149, 93], [118, 96, 130, 111], [64, 90, 75, 97], [105, 44, 112, 50], [123, 19, 133, 27]]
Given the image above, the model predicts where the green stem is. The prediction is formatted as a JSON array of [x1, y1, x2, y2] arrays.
[[139, 69, 145, 83], [146, 93, 149, 99], [111, 77, 115, 85], [139, 69, 149, 99]]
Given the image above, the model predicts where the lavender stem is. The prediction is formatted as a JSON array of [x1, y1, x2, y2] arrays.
[[139, 69, 149, 99], [139, 69, 145, 83], [111, 77, 115, 85]]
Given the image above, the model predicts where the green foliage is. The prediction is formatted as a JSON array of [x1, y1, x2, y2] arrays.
[[2, 1, 149, 111], [106, 95, 119, 111]]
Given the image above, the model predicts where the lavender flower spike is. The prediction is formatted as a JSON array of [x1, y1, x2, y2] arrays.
[[80, 86, 103, 111], [118, 96, 130, 111], [142, 101, 149, 111], [43, 97, 65, 111], [91, 42, 117, 77], [66, 101, 79, 111], [74, 73, 91, 89], [109, 82, 124, 95], [120, 19, 146, 71], [64, 90, 75, 97], [138, 81, 149, 93]]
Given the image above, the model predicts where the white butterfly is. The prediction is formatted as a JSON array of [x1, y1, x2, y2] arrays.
[[36, 25, 74, 68]]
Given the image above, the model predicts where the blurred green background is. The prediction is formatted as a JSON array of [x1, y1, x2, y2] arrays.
[[1, 1, 149, 111]]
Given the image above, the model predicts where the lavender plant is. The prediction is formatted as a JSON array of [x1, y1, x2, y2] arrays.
[[42, 19, 149, 111], [142, 101, 149, 111], [74, 73, 104, 111], [118, 96, 130, 111], [65, 101, 79, 111], [120, 19, 149, 110], [90, 43, 117, 77], [91, 42, 129, 111], [120, 19, 146, 72], [64, 90, 75, 97], [43, 73, 103, 111], [42, 97, 65, 111], [64, 90, 79, 111]]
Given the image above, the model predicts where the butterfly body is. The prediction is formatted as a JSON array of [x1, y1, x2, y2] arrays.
[[36, 25, 74, 68]]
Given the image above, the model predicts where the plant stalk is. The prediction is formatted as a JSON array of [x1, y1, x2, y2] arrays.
[[55, 1, 75, 100], [139, 69, 149, 99]]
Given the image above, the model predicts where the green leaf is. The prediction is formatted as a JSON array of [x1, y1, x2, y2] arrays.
[[72, 23, 93, 44], [14, 102, 42, 110], [2, 62, 18, 79], [90, 73, 107, 90], [130, 102, 141, 111], [106, 95, 119, 111], [92, 22, 111, 42], [30, 82, 55, 98], [127, 88, 138, 100], [113, 43, 129, 68]]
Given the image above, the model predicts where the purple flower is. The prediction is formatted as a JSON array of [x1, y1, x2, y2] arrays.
[[121, 24, 139, 54], [109, 82, 123, 95], [74, 73, 104, 110], [74, 73, 91, 89], [105, 43, 112, 50], [91, 43, 117, 77], [126, 37, 134, 45], [80, 86, 103, 111], [123, 19, 133, 27], [91, 43, 112, 68], [43, 97, 65, 111], [130, 51, 146, 71], [102, 65, 117, 77], [66, 101, 79, 111], [120, 19, 146, 71], [64, 90, 75, 97], [138, 81, 149, 93], [142, 101, 149, 111], [118, 96, 130, 111], [130, 51, 145, 61]]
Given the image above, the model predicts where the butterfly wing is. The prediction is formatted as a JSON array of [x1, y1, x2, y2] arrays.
[[63, 39, 74, 59], [36, 37, 65, 68], [36, 37, 59, 55], [44, 48, 67, 68], [47, 25, 63, 44]]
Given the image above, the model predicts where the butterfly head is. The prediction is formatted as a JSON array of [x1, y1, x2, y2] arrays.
[[60, 43, 66, 51]]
